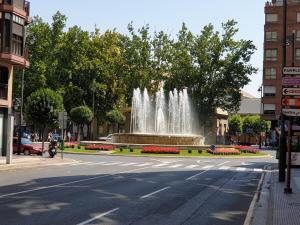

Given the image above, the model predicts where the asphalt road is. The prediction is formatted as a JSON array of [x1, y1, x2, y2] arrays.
[[0, 153, 276, 225]]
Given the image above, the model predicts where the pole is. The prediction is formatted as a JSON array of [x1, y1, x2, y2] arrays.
[[17, 69, 25, 155], [279, 0, 287, 182], [285, 31, 295, 194]]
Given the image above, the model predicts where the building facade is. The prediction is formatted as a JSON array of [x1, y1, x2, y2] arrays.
[[0, 0, 31, 157], [262, 0, 300, 126]]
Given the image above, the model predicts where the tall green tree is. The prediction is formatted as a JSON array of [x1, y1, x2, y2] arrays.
[[70, 106, 93, 141], [25, 88, 64, 150], [165, 21, 257, 128], [228, 114, 243, 136]]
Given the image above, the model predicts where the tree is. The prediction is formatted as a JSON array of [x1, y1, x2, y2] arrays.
[[25, 88, 64, 150], [228, 114, 243, 136], [164, 21, 257, 129], [106, 108, 126, 133], [70, 106, 93, 141]]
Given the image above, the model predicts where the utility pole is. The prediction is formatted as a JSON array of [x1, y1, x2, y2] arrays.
[[279, 0, 287, 182]]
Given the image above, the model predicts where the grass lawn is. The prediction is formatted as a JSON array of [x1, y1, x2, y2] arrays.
[[112, 149, 267, 157], [62, 147, 102, 154]]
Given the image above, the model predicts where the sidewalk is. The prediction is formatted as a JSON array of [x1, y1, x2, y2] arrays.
[[250, 167, 300, 225], [0, 155, 78, 171]]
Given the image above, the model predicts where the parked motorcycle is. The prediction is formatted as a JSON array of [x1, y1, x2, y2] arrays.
[[48, 140, 58, 158]]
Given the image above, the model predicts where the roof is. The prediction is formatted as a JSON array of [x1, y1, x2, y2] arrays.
[[241, 90, 256, 99], [238, 98, 261, 115]]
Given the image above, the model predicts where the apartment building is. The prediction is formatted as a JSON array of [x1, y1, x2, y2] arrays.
[[263, 0, 300, 127], [0, 0, 31, 157]]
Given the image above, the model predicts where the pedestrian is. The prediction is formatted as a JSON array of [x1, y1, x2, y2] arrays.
[[47, 132, 52, 142], [67, 131, 71, 142]]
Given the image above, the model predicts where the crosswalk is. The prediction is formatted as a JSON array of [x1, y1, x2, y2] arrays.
[[64, 160, 265, 172]]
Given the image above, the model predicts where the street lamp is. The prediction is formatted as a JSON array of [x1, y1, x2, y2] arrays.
[[258, 85, 263, 149]]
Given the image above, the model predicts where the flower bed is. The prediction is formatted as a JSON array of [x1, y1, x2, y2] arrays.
[[208, 148, 240, 155], [64, 142, 79, 148], [234, 145, 260, 154], [142, 146, 179, 154], [85, 144, 114, 151]]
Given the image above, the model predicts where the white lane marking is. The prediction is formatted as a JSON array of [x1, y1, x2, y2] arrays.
[[216, 161, 230, 167], [119, 162, 137, 166], [152, 163, 171, 168], [140, 187, 170, 199], [70, 162, 92, 166], [85, 162, 109, 166], [184, 165, 198, 169], [77, 208, 119, 225], [101, 162, 122, 166], [186, 170, 208, 181], [236, 167, 246, 171], [168, 164, 184, 168], [202, 165, 213, 169], [253, 168, 263, 172], [242, 162, 252, 166], [219, 166, 230, 170], [134, 163, 153, 167], [0, 166, 155, 198]]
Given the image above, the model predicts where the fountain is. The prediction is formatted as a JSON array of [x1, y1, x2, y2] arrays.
[[113, 88, 204, 146]]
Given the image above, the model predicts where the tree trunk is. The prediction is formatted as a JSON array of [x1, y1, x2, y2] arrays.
[[77, 124, 80, 142], [41, 126, 45, 156]]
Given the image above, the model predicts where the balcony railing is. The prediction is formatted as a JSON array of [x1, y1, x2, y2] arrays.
[[25, 1, 30, 16], [265, 0, 283, 6], [0, 83, 8, 100]]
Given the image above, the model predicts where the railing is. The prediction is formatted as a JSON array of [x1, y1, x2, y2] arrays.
[[0, 83, 8, 100], [25, 1, 30, 16], [265, 0, 283, 6]]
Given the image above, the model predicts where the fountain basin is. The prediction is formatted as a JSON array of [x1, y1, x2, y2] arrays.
[[112, 133, 204, 145]]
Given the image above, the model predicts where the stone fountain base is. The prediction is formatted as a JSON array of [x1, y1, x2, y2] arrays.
[[112, 133, 204, 145]]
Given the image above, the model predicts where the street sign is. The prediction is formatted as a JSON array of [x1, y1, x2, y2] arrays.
[[283, 67, 300, 75], [283, 88, 300, 96], [58, 112, 67, 129], [282, 77, 300, 86], [282, 98, 300, 106], [282, 108, 300, 117]]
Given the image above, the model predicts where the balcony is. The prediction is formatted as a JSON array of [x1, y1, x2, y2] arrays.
[[0, 83, 8, 100], [265, 0, 283, 6]]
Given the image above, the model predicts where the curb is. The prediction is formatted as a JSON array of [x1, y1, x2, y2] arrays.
[[244, 165, 273, 225], [60, 151, 271, 159]]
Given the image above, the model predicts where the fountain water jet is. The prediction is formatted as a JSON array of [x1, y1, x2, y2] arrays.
[[114, 88, 203, 145]]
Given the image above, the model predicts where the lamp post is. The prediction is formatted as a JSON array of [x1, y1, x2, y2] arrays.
[[258, 85, 263, 149]]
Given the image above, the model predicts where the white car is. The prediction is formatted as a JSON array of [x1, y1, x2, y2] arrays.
[[98, 134, 112, 142]]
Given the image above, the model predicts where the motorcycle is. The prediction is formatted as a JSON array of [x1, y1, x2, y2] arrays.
[[48, 140, 58, 158]]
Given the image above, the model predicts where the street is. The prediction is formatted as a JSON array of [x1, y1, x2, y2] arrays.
[[0, 153, 276, 225]]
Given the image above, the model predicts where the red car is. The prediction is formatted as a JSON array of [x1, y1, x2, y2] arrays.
[[13, 137, 45, 155]]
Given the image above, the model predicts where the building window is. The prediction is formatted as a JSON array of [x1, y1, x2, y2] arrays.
[[296, 49, 300, 60], [12, 34, 23, 56], [263, 104, 276, 115], [298, 12, 300, 23], [12, 14, 24, 25], [297, 30, 300, 41], [265, 68, 276, 79], [0, 66, 8, 100], [266, 31, 277, 41], [265, 49, 277, 61], [263, 86, 276, 97], [266, 14, 278, 22]]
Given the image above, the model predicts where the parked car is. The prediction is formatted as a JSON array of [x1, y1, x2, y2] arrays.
[[98, 134, 112, 142], [13, 137, 45, 155]]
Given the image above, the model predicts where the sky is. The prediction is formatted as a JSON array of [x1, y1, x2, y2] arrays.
[[29, 0, 265, 98]]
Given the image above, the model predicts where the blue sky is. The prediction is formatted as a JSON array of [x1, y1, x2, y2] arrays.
[[29, 0, 265, 97]]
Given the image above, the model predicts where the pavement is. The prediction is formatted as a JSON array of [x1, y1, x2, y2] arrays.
[[250, 166, 300, 225], [0, 154, 78, 171]]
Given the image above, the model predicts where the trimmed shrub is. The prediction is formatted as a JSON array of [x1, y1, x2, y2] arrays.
[[142, 146, 179, 154]]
